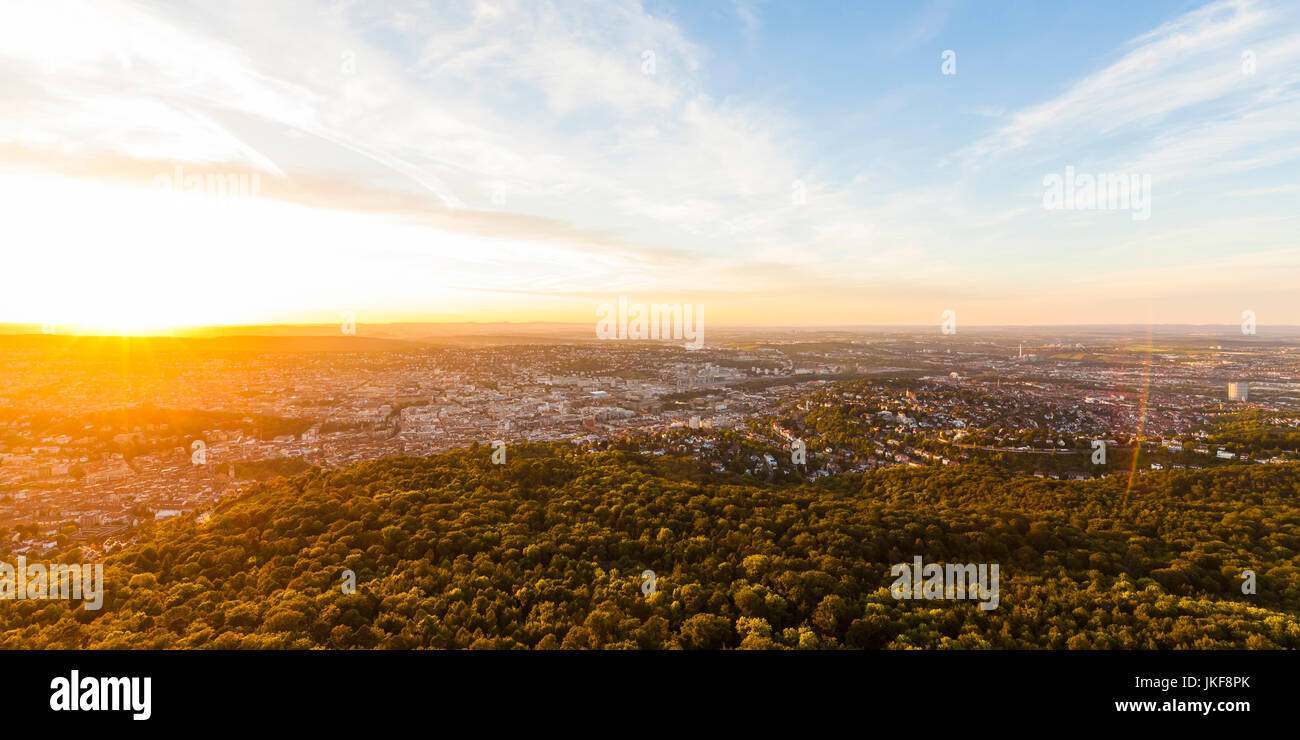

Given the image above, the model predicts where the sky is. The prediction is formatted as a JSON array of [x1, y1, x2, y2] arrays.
[[0, 0, 1298, 331]]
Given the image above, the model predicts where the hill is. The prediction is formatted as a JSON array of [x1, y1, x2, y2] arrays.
[[2, 447, 1297, 649]]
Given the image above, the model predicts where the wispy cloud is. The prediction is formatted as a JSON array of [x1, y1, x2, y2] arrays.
[[964, 0, 1300, 171], [1, 0, 1298, 325]]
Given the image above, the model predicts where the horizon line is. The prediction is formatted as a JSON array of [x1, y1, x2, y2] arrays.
[[2, 321, 1298, 336]]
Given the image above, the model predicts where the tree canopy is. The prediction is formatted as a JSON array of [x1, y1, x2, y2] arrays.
[[2, 445, 1296, 649]]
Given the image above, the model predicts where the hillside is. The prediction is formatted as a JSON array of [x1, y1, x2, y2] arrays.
[[3, 447, 1298, 649]]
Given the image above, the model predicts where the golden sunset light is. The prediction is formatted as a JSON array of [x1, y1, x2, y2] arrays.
[[0, 0, 1296, 726]]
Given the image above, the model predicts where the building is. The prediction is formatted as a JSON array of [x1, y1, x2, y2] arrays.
[[1228, 382, 1249, 402]]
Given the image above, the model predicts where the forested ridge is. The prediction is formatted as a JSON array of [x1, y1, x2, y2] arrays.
[[3, 445, 1298, 649]]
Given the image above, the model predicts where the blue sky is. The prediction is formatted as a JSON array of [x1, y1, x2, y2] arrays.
[[0, 0, 1297, 329]]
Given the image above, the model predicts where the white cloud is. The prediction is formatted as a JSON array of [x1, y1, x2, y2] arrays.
[[964, 0, 1299, 169], [2, 0, 1297, 324]]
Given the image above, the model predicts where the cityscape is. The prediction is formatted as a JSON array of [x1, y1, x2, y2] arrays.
[[3, 325, 1296, 561]]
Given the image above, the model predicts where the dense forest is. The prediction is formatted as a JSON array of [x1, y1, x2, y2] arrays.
[[2, 445, 1297, 649], [1208, 410, 1300, 454]]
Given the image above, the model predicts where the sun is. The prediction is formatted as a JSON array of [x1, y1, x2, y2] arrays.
[[75, 317, 179, 336], [38, 283, 192, 336], [45, 284, 189, 336], [57, 313, 183, 336]]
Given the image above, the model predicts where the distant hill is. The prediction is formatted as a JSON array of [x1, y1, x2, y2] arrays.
[[3, 446, 1296, 649], [5, 322, 1300, 346], [0, 334, 425, 356]]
